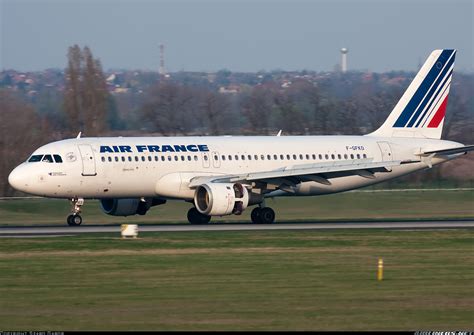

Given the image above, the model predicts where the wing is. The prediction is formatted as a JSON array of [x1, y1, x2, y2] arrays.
[[189, 159, 410, 194]]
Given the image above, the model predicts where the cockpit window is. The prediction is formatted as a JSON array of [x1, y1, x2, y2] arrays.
[[28, 155, 44, 162], [42, 154, 54, 163], [53, 155, 63, 163]]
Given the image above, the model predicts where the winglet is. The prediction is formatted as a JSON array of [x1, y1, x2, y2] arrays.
[[76, 132, 82, 139]]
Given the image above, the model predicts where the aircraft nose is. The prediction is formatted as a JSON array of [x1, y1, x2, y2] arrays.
[[8, 165, 29, 192]]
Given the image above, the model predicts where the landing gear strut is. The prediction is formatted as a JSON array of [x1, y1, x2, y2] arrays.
[[67, 197, 84, 226], [251, 206, 275, 224], [187, 207, 211, 225]]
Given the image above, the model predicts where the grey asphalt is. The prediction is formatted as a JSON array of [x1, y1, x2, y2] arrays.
[[0, 220, 473, 237]]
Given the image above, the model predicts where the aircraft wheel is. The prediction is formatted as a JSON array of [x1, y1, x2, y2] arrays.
[[250, 207, 262, 224], [259, 207, 275, 224], [67, 214, 82, 226], [187, 207, 211, 225]]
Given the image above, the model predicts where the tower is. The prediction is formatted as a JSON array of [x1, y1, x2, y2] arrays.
[[159, 44, 165, 76], [340, 48, 348, 73]]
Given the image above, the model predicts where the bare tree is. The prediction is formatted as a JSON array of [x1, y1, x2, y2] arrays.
[[0, 90, 49, 196], [63, 45, 110, 136]]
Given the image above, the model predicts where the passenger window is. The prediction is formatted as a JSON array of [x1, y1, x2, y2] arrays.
[[101, 157, 105, 162], [174, 156, 179, 161], [53, 155, 63, 163], [248, 155, 252, 160], [161, 156, 166, 161], [350, 154, 354, 159], [299, 154, 303, 160], [141, 156, 145, 162], [306, 154, 310, 160], [228, 155, 232, 161], [331, 154, 335, 160], [344, 154, 348, 159], [280, 154, 284, 160], [155, 156, 159, 161], [115, 156, 119, 162], [325, 154, 329, 159], [312, 154, 316, 160], [254, 155, 258, 160], [108, 157, 112, 162], [167, 156, 172, 161], [122, 157, 126, 162], [222, 155, 226, 161], [363, 154, 367, 159], [274, 154, 278, 160], [241, 155, 245, 160], [204, 155, 208, 161], [337, 154, 342, 160], [188, 156, 192, 161], [261, 154, 265, 160], [181, 156, 185, 161], [235, 155, 239, 160], [286, 154, 290, 160], [357, 154, 361, 159], [148, 156, 152, 162], [135, 156, 139, 162], [42, 154, 53, 163], [319, 154, 323, 160], [194, 155, 198, 161], [267, 154, 271, 160], [128, 156, 132, 162], [293, 154, 297, 160]]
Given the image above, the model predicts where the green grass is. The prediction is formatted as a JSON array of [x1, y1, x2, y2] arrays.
[[0, 189, 473, 226], [0, 229, 472, 330]]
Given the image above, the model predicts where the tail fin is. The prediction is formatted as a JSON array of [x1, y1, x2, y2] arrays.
[[368, 49, 456, 139]]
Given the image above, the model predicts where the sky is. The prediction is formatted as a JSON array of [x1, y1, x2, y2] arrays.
[[1, 0, 473, 72]]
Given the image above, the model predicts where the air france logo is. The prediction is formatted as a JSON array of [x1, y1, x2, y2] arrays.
[[99, 144, 210, 153]]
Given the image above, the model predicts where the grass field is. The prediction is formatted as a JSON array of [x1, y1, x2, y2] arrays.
[[0, 229, 472, 330], [0, 189, 473, 226]]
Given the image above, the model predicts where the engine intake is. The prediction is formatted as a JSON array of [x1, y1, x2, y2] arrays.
[[194, 183, 249, 216]]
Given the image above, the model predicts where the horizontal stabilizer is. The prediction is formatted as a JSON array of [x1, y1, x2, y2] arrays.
[[421, 145, 474, 156]]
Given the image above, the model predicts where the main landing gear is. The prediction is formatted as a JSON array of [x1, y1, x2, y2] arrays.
[[67, 197, 84, 226], [187, 207, 211, 225], [251, 206, 275, 224]]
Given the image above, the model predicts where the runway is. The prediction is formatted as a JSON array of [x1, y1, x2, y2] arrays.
[[1, 220, 473, 237]]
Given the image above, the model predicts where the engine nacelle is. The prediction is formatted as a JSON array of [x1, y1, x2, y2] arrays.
[[100, 198, 166, 216], [194, 183, 249, 216]]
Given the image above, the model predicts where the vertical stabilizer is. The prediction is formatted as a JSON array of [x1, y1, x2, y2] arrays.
[[368, 49, 456, 139]]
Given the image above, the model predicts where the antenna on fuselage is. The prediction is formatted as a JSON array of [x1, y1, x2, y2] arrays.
[[76, 132, 82, 139]]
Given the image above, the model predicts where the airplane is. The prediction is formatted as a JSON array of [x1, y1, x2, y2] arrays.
[[8, 49, 474, 226]]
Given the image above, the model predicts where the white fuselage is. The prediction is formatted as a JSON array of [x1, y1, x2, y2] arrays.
[[8, 135, 462, 200]]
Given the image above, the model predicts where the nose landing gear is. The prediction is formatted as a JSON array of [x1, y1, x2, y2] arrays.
[[67, 197, 84, 226]]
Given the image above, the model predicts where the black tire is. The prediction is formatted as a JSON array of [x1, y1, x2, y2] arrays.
[[259, 207, 275, 224], [250, 207, 262, 224], [67, 214, 82, 226], [187, 207, 211, 225]]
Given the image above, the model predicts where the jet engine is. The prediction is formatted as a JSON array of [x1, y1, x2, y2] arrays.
[[194, 183, 249, 216], [100, 198, 166, 216]]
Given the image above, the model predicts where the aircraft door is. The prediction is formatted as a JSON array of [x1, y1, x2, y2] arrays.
[[78, 144, 97, 176], [202, 152, 210, 168], [377, 141, 393, 161], [212, 151, 221, 168]]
